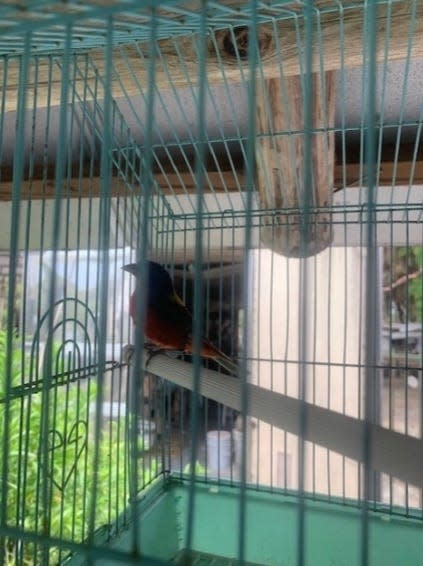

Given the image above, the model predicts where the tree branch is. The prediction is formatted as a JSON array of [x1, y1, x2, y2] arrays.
[[383, 269, 422, 293]]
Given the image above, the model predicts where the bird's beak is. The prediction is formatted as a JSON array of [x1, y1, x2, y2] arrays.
[[122, 263, 137, 275]]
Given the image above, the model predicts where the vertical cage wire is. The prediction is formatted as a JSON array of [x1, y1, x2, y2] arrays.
[[0, 2, 421, 565]]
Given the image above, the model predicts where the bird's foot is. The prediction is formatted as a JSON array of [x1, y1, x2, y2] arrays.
[[122, 343, 162, 367], [145, 346, 166, 368], [122, 344, 135, 365]]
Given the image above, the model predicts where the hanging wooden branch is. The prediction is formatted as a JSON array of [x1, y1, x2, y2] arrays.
[[255, 71, 336, 257], [213, 24, 337, 256]]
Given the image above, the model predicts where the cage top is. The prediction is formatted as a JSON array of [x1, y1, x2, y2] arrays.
[[0, 1, 381, 56]]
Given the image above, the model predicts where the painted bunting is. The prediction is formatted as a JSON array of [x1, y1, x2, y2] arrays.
[[122, 261, 237, 375]]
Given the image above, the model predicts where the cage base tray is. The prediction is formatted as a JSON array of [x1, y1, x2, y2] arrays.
[[65, 475, 423, 565], [171, 549, 263, 565]]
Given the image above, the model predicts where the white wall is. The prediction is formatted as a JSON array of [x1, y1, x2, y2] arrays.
[[0, 186, 421, 251], [248, 247, 366, 498]]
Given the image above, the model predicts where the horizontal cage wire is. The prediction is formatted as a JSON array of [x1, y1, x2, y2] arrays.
[[0, 1, 422, 565]]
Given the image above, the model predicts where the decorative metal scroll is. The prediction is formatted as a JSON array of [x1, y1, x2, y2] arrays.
[[19, 297, 122, 494], [29, 297, 100, 383], [47, 420, 88, 492]]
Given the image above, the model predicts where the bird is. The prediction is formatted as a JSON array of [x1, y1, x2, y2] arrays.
[[122, 260, 238, 376]]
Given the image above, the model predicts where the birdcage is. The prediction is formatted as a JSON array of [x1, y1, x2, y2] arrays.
[[0, 0, 422, 564]]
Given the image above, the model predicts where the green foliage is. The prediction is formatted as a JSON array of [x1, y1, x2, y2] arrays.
[[407, 247, 423, 321], [384, 246, 422, 323], [397, 247, 422, 323], [183, 460, 208, 476], [0, 331, 157, 564]]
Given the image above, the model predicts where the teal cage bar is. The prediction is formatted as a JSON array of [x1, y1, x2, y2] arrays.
[[0, 1, 422, 565]]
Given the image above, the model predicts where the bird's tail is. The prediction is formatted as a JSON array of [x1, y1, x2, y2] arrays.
[[213, 353, 238, 376], [201, 340, 238, 376]]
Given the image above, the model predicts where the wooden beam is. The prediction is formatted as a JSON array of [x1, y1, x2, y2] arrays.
[[0, 170, 242, 200], [159, 162, 423, 192], [1, 160, 423, 200], [339, 161, 423, 188], [0, 1, 421, 113]]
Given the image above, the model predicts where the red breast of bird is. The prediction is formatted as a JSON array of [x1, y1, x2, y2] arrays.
[[130, 286, 227, 360], [129, 286, 192, 352]]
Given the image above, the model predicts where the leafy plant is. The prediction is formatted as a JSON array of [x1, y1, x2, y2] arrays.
[[407, 247, 423, 321], [183, 460, 208, 476], [0, 331, 158, 564]]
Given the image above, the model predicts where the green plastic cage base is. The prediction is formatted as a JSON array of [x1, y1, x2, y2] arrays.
[[65, 476, 423, 566], [171, 549, 263, 565]]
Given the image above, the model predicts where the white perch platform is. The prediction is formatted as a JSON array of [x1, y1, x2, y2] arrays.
[[129, 349, 423, 489]]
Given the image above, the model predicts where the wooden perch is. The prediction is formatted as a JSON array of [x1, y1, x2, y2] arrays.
[[255, 71, 336, 257]]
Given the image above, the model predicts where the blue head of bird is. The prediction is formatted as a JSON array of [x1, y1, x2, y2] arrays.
[[122, 260, 174, 305]]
